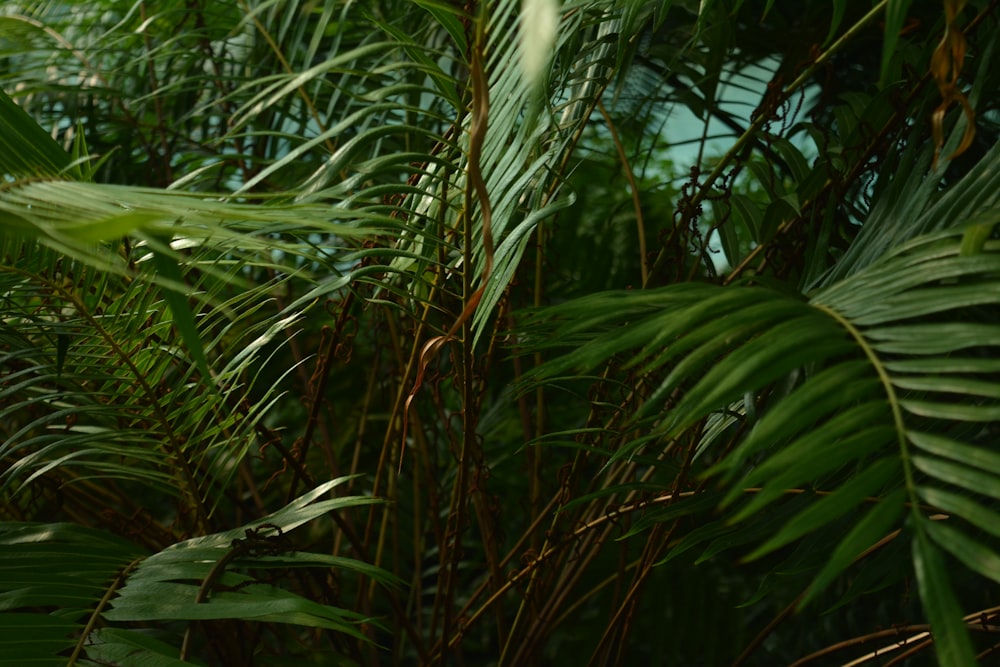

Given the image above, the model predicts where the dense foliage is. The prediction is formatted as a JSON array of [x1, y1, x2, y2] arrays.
[[2, 0, 1000, 665]]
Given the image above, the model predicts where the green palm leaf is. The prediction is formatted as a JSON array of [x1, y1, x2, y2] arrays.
[[0, 478, 390, 666], [0, 235, 304, 516], [522, 217, 1000, 663]]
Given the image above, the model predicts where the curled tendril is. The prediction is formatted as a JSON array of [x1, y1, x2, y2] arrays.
[[930, 0, 975, 168]]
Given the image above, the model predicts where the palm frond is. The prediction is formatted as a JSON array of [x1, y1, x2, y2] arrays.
[[0, 478, 390, 666], [0, 235, 305, 518], [4, 0, 1000, 663], [521, 179, 1000, 662]]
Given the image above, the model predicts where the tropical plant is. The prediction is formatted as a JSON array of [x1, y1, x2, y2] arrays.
[[2, 0, 1000, 665]]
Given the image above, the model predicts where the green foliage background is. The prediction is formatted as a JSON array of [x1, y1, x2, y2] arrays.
[[2, 0, 1000, 665]]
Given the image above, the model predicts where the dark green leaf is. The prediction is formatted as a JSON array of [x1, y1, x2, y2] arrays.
[[798, 488, 906, 609], [918, 486, 1000, 540], [147, 237, 213, 387], [912, 527, 977, 666], [881, 0, 914, 86], [909, 431, 1000, 476], [745, 458, 899, 561], [83, 628, 195, 667], [928, 520, 1000, 585], [0, 88, 74, 178], [912, 456, 1000, 501]]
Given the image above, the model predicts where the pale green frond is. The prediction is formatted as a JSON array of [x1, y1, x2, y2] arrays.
[[0, 237, 308, 514], [0, 480, 390, 665]]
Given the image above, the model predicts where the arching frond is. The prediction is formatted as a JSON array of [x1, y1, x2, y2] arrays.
[[521, 175, 1000, 663], [0, 478, 391, 666]]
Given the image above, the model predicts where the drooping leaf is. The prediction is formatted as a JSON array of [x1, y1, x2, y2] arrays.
[[797, 488, 907, 609], [913, 526, 978, 666], [0, 87, 74, 179], [744, 458, 899, 560]]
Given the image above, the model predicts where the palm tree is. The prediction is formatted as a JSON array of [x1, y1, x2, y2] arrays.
[[2, 0, 1000, 664]]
